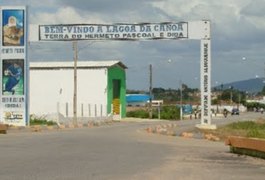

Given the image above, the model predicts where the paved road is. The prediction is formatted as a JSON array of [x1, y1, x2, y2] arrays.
[[0, 112, 265, 180]]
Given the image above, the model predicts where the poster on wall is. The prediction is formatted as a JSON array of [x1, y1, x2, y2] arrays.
[[0, 6, 28, 126], [2, 59, 24, 95], [2, 9, 24, 46]]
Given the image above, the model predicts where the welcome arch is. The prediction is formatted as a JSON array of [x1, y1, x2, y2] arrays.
[[31, 20, 215, 129]]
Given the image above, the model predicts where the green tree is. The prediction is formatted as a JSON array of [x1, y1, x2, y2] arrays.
[[261, 86, 265, 95], [218, 89, 246, 104]]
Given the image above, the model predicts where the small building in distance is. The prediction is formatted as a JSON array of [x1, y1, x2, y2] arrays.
[[30, 60, 127, 120], [126, 94, 150, 107]]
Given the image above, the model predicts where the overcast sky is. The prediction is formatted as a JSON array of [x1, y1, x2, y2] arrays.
[[2, 0, 265, 90]]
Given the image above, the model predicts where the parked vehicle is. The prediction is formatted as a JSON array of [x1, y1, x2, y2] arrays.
[[231, 108, 240, 115]]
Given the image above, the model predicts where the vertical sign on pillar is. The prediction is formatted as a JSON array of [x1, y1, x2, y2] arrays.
[[0, 6, 28, 126], [200, 39, 211, 125]]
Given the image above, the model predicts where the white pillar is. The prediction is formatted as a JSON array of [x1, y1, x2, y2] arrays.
[[196, 22, 216, 129]]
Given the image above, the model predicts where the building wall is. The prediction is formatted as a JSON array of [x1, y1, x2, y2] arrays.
[[30, 68, 107, 117], [107, 66, 126, 118]]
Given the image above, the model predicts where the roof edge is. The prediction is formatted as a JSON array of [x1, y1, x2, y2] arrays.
[[30, 60, 127, 69]]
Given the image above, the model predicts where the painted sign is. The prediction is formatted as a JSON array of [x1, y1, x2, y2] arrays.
[[39, 22, 188, 41], [0, 6, 28, 126], [200, 39, 211, 125]]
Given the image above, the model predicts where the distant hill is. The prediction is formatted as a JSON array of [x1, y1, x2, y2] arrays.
[[215, 78, 265, 93]]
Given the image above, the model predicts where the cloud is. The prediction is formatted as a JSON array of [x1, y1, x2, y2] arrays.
[[3, 0, 265, 89], [31, 6, 104, 24], [240, 0, 265, 30], [241, 0, 265, 17], [1, 0, 55, 9], [56, 0, 159, 13], [52, 0, 169, 23], [150, 0, 265, 59]]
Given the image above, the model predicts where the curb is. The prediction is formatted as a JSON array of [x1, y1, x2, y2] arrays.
[[225, 136, 265, 152], [225, 136, 265, 159], [0, 124, 8, 134], [145, 123, 221, 141], [5, 120, 115, 133], [145, 123, 178, 135]]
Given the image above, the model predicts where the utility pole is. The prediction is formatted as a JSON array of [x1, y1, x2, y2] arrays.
[[149, 64, 153, 119], [180, 80, 183, 120], [230, 86, 233, 105], [73, 41, 78, 127], [263, 63, 265, 83]]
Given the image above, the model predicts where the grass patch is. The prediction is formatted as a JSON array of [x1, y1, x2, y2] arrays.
[[226, 120, 265, 139], [230, 147, 265, 159], [30, 115, 57, 126], [199, 119, 265, 140]]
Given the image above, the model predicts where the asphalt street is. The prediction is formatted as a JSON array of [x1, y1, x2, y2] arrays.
[[0, 112, 265, 180]]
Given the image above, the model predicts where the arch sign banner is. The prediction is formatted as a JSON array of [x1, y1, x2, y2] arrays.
[[32, 20, 215, 129], [39, 22, 189, 41], [0, 6, 29, 126]]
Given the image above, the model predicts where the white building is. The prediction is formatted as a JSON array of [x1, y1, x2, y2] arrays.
[[30, 61, 127, 121]]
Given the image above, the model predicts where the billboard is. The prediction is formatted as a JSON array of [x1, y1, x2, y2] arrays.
[[0, 6, 28, 126]]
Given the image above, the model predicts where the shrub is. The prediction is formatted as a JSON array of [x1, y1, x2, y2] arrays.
[[126, 106, 180, 120], [30, 115, 57, 126], [160, 106, 180, 120], [126, 109, 149, 118]]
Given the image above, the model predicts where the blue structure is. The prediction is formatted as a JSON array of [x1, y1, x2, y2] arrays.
[[177, 104, 193, 114], [126, 94, 150, 106], [183, 104, 193, 114]]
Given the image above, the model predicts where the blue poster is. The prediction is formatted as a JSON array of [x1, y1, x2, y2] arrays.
[[2, 59, 24, 95], [2, 9, 24, 46]]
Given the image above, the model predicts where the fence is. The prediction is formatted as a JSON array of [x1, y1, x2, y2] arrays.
[[56, 102, 113, 124]]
